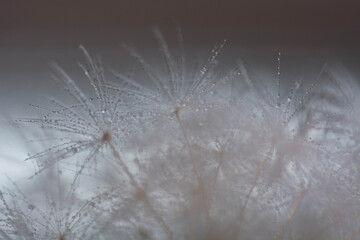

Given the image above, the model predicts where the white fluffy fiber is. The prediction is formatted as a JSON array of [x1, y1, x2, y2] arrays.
[[1, 29, 360, 240]]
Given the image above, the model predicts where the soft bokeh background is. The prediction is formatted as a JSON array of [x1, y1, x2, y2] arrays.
[[1, 0, 360, 181]]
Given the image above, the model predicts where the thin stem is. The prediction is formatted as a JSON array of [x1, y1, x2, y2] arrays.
[[234, 143, 275, 237], [175, 110, 203, 240], [345, 230, 360, 240], [108, 142, 174, 240], [205, 150, 224, 234], [273, 189, 307, 240], [175, 110, 201, 185]]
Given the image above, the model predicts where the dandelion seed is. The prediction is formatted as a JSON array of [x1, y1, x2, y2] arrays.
[[110, 26, 238, 192], [112, 26, 238, 121], [8, 25, 360, 240], [0, 171, 104, 240], [15, 43, 175, 239], [17, 46, 132, 183], [229, 56, 328, 239]]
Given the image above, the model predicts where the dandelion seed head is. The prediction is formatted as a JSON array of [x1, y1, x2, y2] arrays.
[[101, 130, 112, 143], [6, 25, 360, 240], [59, 234, 66, 240], [138, 226, 151, 239]]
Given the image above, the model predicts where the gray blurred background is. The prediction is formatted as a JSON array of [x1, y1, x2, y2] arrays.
[[0, 0, 359, 180]]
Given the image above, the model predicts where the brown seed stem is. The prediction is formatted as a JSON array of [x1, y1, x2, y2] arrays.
[[205, 151, 224, 234], [108, 141, 174, 240], [273, 189, 307, 240], [175, 110, 201, 185], [344, 229, 360, 240], [234, 144, 275, 237]]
